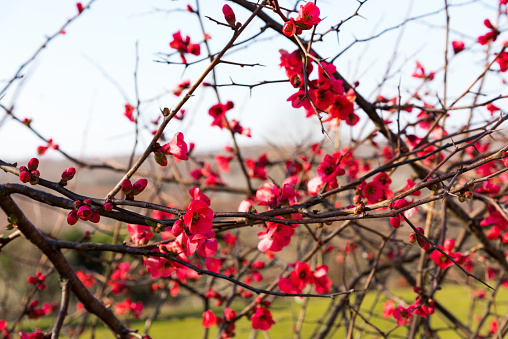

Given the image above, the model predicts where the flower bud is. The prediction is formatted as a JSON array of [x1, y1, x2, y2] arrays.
[[121, 179, 132, 194], [171, 219, 184, 237], [77, 205, 92, 221], [73, 200, 82, 209], [27, 158, 39, 171], [83, 199, 92, 206], [353, 195, 362, 204], [283, 20, 297, 37], [30, 170, 40, 178], [154, 151, 168, 167], [61, 167, 76, 181], [67, 210, 78, 225], [222, 4, 236, 26], [103, 201, 113, 212], [417, 237, 430, 250], [132, 178, 148, 195], [408, 232, 417, 243], [19, 171, 30, 183], [90, 210, 100, 223]]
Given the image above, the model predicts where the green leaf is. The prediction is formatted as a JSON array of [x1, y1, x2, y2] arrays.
[[146, 219, 158, 228]]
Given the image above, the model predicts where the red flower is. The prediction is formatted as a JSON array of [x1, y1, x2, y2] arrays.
[[224, 307, 236, 321], [188, 187, 211, 206], [172, 79, 190, 97], [295, 3, 321, 29], [283, 19, 297, 37], [257, 219, 296, 252], [202, 310, 219, 328], [183, 199, 214, 235], [364, 181, 384, 204], [278, 261, 313, 294], [114, 298, 143, 319], [144, 253, 174, 278], [127, 224, 154, 245], [452, 40, 465, 54], [316, 153, 345, 186], [124, 104, 135, 122], [383, 300, 395, 318], [76, 270, 95, 288], [411, 61, 435, 81], [477, 19, 499, 45], [393, 305, 413, 326], [160, 132, 189, 161], [251, 307, 275, 330], [169, 31, 201, 64], [208, 102, 233, 128], [495, 51, 508, 72], [313, 265, 331, 293], [430, 239, 465, 270], [307, 175, 324, 195]]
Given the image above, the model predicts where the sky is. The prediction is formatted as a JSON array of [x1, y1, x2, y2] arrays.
[[0, 0, 504, 163]]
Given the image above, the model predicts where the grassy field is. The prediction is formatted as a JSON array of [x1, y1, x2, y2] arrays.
[[22, 284, 508, 338]]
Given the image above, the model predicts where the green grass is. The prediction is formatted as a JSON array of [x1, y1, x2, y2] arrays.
[[22, 285, 508, 338]]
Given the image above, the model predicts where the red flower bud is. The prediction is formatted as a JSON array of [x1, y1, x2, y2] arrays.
[[103, 201, 113, 211], [154, 151, 168, 167], [90, 210, 100, 223], [132, 178, 148, 195], [30, 170, 40, 178], [76, 2, 84, 14], [121, 179, 133, 194], [67, 210, 78, 225], [353, 195, 362, 204], [283, 20, 297, 37], [83, 199, 92, 206], [61, 167, 76, 181], [222, 5, 236, 26], [186, 4, 194, 12], [73, 200, 82, 209], [224, 307, 236, 321], [171, 219, 184, 237], [77, 206, 92, 221], [27, 158, 39, 171], [19, 171, 30, 183], [28, 276, 38, 284], [417, 237, 430, 250], [408, 232, 417, 243]]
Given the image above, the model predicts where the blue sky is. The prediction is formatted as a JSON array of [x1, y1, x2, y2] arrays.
[[0, 0, 504, 162]]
